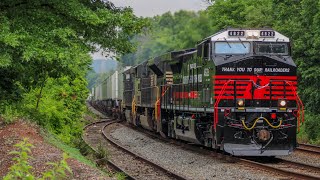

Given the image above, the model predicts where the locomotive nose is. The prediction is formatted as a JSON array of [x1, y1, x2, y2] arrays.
[[257, 129, 271, 141]]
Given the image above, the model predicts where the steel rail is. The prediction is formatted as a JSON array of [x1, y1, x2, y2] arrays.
[[277, 158, 320, 173], [124, 123, 320, 180], [297, 143, 320, 156], [82, 119, 136, 180], [238, 158, 320, 180], [101, 121, 188, 180]]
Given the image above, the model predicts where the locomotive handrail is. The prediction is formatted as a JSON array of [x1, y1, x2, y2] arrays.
[[213, 79, 304, 132], [214, 80, 234, 130], [285, 81, 304, 132], [155, 85, 171, 121], [155, 86, 160, 121], [132, 95, 137, 118]]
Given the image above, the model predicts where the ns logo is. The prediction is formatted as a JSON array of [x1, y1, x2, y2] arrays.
[[242, 75, 270, 99]]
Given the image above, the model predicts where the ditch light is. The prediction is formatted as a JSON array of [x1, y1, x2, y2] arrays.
[[278, 99, 287, 111]]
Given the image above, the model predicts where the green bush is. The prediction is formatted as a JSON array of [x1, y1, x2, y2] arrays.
[[3, 138, 72, 180], [95, 143, 109, 166], [297, 122, 308, 143], [1, 105, 20, 125], [22, 76, 88, 145], [39, 153, 72, 180], [3, 139, 34, 180], [304, 113, 320, 145]]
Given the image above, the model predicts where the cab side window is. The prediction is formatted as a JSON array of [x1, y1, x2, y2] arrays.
[[203, 42, 209, 60]]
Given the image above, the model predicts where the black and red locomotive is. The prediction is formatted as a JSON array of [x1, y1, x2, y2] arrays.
[[92, 28, 304, 156]]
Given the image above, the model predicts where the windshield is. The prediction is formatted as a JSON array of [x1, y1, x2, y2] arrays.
[[214, 42, 250, 54], [255, 42, 288, 55]]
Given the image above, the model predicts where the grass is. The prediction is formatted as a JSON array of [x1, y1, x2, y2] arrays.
[[42, 130, 97, 168], [1, 105, 20, 125], [297, 122, 309, 143], [95, 142, 110, 167], [115, 172, 127, 180], [41, 129, 126, 179]]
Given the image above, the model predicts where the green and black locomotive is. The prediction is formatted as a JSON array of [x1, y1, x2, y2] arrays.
[[93, 28, 304, 156]]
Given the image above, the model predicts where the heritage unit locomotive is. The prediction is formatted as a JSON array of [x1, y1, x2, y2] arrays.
[[91, 28, 304, 156]]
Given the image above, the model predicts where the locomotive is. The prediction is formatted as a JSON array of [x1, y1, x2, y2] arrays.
[[91, 28, 304, 156]]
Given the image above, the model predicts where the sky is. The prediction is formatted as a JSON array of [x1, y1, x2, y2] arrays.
[[111, 0, 209, 17], [92, 0, 209, 60]]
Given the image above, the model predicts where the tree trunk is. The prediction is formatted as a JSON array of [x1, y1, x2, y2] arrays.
[[36, 75, 47, 110]]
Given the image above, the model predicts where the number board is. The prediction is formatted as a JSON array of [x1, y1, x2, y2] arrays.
[[228, 31, 245, 37], [260, 31, 275, 37]]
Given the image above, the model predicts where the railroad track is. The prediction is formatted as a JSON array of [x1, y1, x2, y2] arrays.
[[240, 158, 320, 180], [83, 119, 187, 180], [297, 143, 320, 156], [124, 123, 320, 180], [82, 119, 135, 179]]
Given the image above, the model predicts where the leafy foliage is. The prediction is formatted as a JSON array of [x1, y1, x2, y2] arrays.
[[40, 153, 72, 180], [3, 138, 71, 180], [3, 139, 34, 180], [121, 11, 215, 65], [0, 0, 146, 102], [22, 76, 88, 144], [0, 103, 20, 124], [0, 0, 147, 146]]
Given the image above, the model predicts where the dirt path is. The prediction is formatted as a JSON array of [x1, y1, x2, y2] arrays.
[[0, 119, 109, 179]]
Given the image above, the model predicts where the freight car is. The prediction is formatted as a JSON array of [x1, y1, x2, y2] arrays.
[[91, 66, 131, 119], [92, 28, 304, 156]]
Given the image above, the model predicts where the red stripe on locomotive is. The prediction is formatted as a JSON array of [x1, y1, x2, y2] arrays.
[[214, 75, 297, 100], [174, 91, 199, 99]]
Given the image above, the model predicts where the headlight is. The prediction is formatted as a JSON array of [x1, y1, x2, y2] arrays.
[[279, 99, 287, 107], [237, 99, 245, 107]]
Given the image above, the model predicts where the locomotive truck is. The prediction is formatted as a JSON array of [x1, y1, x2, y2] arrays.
[[91, 28, 304, 156]]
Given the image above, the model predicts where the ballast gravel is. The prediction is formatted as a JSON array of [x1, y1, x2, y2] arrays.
[[110, 125, 279, 180]]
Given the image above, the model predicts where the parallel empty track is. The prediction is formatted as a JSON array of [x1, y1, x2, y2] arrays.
[[297, 143, 320, 156], [83, 119, 187, 180], [240, 158, 320, 180]]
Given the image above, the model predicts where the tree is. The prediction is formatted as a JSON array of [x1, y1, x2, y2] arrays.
[[207, 0, 273, 29], [121, 10, 214, 65], [0, 0, 147, 105], [0, 1, 148, 144]]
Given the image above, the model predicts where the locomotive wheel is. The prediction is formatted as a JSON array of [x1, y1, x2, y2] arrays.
[[168, 121, 175, 138], [112, 113, 118, 120]]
